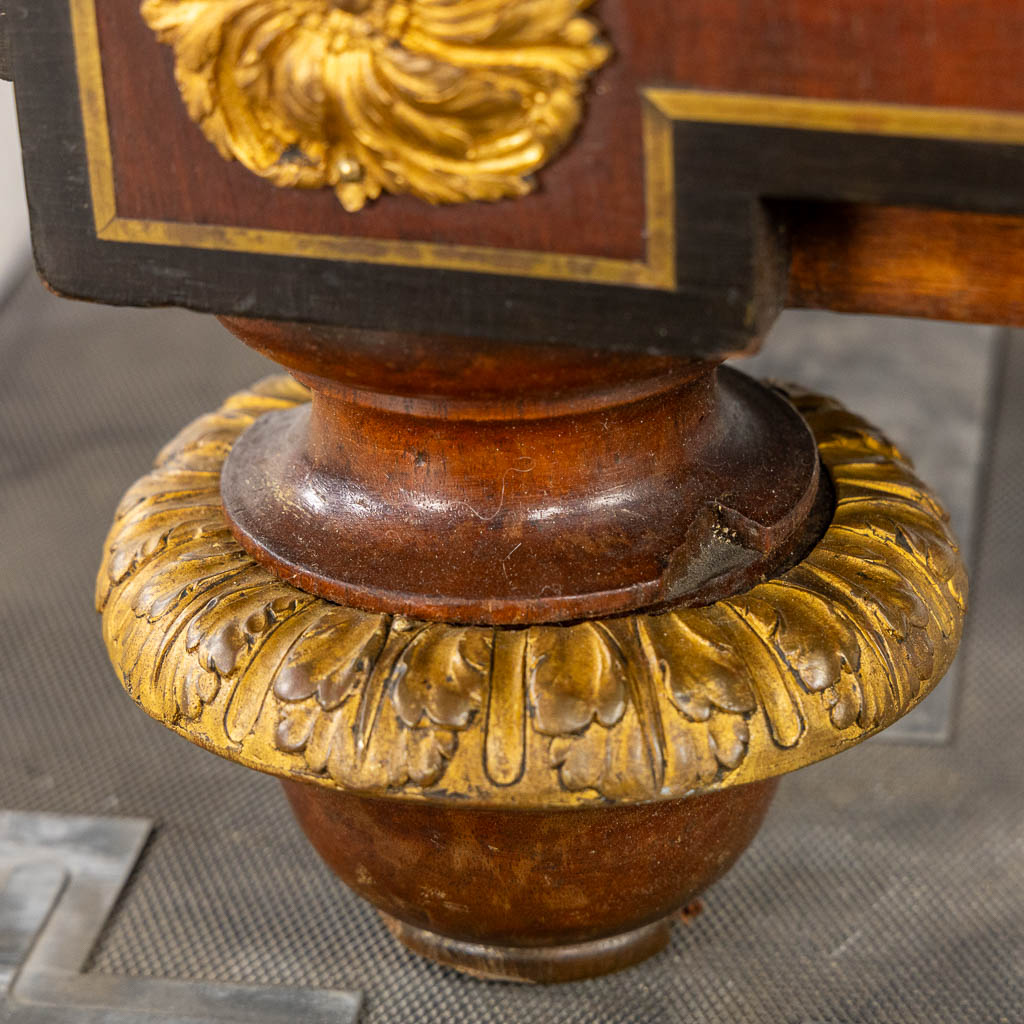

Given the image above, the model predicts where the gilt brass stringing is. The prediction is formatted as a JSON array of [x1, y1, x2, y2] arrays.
[[97, 378, 966, 807]]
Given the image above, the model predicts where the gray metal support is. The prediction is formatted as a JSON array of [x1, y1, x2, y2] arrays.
[[0, 811, 363, 1023]]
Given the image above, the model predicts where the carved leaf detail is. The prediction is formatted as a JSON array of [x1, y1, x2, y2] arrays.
[[837, 510, 963, 631], [129, 546, 248, 623], [304, 704, 460, 790], [154, 410, 256, 468], [731, 587, 861, 742], [113, 469, 220, 521], [326, 715, 458, 790], [548, 710, 658, 799], [273, 606, 389, 710], [391, 625, 491, 729], [807, 532, 937, 700], [296, 705, 347, 775], [273, 618, 488, 790], [641, 613, 754, 721], [707, 715, 750, 770], [177, 586, 301, 721], [825, 673, 863, 731], [529, 623, 647, 797], [218, 374, 312, 414], [101, 504, 224, 596], [175, 661, 222, 721], [750, 589, 860, 690], [276, 702, 319, 754], [528, 623, 627, 736], [140, 0, 609, 211], [639, 612, 757, 787], [271, 608, 389, 759], [402, 728, 458, 789]]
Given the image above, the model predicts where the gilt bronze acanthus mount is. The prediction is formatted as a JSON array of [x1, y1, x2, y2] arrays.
[[99, 378, 964, 809]]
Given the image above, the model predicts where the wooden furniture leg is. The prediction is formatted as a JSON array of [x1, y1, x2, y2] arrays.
[[6, 0, 997, 983]]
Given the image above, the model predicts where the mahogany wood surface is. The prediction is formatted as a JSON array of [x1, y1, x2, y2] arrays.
[[94, 0, 1024, 259], [219, 320, 830, 624], [788, 204, 1024, 327], [283, 776, 779, 982]]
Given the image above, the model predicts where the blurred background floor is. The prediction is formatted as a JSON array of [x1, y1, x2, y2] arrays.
[[1, 271, 1021, 1023]]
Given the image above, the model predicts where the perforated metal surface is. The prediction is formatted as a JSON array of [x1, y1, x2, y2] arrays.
[[1, 273, 1021, 1022]]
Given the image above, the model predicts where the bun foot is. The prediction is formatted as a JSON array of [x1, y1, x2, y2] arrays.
[[98, 380, 966, 982], [379, 914, 674, 984], [282, 777, 779, 982]]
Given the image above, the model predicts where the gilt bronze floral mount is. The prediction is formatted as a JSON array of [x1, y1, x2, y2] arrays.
[[140, 0, 609, 211]]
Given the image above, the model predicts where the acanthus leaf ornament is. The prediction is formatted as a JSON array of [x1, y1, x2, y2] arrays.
[[98, 377, 967, 808], [140, 0, 611, 211]]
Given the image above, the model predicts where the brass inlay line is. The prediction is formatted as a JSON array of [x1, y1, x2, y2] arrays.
[[646, 88, 1024, 145], [69, 0, 117, 230]]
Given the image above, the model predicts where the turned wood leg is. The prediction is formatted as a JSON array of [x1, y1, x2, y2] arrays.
[[97, 348, 965, 981]]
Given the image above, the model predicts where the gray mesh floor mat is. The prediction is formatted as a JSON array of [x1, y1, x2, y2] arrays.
[[1, 273, 1021, 1023]]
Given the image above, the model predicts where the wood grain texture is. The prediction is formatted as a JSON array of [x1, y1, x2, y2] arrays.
[[95, 0, 642, 261], [284, 777, 778, 982], [92, 0, 1024, 258], [789, 204, 1024, 327], [217, 319, 825, 624]]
